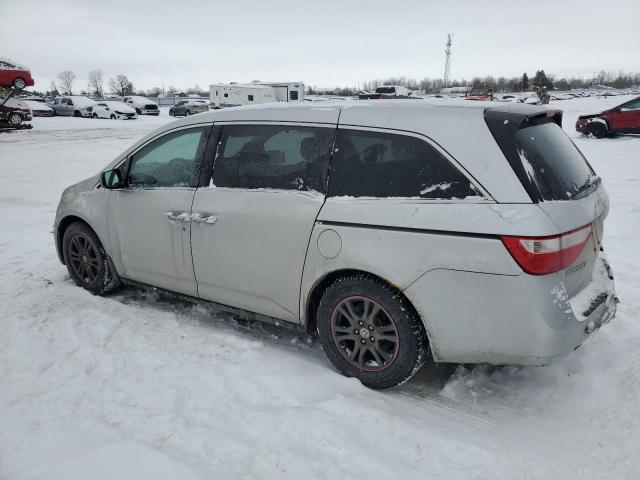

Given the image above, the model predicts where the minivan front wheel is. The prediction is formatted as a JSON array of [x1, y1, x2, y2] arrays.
[[316, 274, 428, 389], [62, 222, 118, 295]]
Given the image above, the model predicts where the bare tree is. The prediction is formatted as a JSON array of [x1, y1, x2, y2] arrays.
[[57, 71, 76, 95], [87, 70, 104, 97], [108, 74, 134, 96], [146, 86, 162, 97]]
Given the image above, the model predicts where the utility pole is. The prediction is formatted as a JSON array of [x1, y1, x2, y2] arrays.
[[443, 33, 453, 89]]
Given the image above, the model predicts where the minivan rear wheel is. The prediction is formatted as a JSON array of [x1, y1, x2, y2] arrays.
[[316, 274, 428, 389], [62, 222, 118, 295]]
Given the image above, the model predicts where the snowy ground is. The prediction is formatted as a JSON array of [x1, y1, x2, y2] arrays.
[[1, 97, 639, 479]]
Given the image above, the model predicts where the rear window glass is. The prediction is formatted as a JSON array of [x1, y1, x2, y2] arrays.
[[375, 87, 395, 94], [327, 129, 479, 199], [515, 122, 595, 200]]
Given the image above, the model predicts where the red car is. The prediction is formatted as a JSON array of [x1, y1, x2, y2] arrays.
[[576, 96, 640, 138], [465, 89, 494, 101], [0, 57, 35, 90], [0, 97, 33, 128]]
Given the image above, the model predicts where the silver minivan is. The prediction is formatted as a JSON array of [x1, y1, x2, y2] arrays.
[[54, 101, 617, 389]]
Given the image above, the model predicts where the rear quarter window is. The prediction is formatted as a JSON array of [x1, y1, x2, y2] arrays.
[[327, 129, 479, 199]]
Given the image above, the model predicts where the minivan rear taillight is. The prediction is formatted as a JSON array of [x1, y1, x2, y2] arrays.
[[501, 224, 592, 275]]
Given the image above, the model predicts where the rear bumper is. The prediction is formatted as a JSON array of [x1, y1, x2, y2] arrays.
[[404, 255, 617, 365]]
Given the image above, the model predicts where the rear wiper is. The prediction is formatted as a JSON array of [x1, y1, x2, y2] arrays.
[[573, 175, 601, 197]]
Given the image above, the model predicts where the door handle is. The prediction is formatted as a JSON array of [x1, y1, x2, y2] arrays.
[[191, 213, 217, 225], [165, 211, 191, 222]]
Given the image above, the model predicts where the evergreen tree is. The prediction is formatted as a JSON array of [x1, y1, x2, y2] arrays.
[[521, 73, 529, 90], [533, 70, 550, 88]]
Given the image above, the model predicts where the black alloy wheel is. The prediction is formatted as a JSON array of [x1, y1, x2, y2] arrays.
[[330, 296, 399, 372], [62, 222, 119, 295], [316, 274, 429, 389]]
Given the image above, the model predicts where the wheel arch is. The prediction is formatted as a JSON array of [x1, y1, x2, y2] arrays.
[[56, 215, 99, 265], [304, 268, 427, 339]]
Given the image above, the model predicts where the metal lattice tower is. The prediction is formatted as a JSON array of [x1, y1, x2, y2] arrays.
[[443, 34, 453, 88]]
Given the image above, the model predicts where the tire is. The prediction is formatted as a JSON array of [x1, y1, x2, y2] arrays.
[[8, 112, 22, 125], [62, 222, 119, 295], [92, 113, 98, 119], [169, 109, 174, 116], [12, 77, 26, 90], [588, 122, 608, 139], [110, 114, 116, 120], [73, 110, 81, 118], [135, 108, 141, 115], [316, 274, 428, 389], [185, 110, 191, 116]]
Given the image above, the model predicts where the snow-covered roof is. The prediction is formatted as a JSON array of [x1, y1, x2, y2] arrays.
[[210, 83, 274, 89], [63, 96, 97, 107], [0, 57, 29, 70]]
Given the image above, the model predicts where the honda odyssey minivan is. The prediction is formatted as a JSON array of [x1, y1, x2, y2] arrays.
[[54, 100, 617, 389]]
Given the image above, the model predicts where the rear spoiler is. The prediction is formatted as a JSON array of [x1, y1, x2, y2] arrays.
[[484, 106, 564, 203]]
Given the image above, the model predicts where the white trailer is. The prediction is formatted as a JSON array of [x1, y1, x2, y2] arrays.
[[209, 81, 305, 108], [209, 84, 277, 108], [254, 81, 305, 102]]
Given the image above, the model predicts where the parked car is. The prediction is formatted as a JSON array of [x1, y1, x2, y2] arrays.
[[54, 101, 617, 389], [465, 89, 494, 101], [169, 99, 209, 117], [0, 96, 33, 126], [122, 96, 160, 116], [50, 96, 97, 117], [358, 85, 414, 100], [92, 101, 137, 120], [0, 58, 35, 89], [23, 99, 54, 117], [575, 96, 640, 138]]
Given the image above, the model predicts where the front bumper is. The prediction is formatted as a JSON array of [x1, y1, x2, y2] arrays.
[[404, 255, 617, 365]]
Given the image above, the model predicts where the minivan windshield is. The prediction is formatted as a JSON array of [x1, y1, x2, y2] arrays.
[[515, 121, 595, 201]]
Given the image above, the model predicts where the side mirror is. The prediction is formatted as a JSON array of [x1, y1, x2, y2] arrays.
[[101, 168, 124, 189]]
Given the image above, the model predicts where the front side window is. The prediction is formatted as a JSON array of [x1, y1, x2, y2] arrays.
[[328, 129, 478, 199], [212, 124, 335, 192], [128, 127, 205, 187]]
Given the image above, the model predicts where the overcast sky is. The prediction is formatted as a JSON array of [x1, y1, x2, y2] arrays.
[[2, 0, 639, 92]]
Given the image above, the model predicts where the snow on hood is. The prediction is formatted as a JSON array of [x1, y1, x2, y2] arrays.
[[23, 100, 53, 111]]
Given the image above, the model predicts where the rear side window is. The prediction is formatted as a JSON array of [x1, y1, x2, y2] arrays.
[[515, 122, 595, 200], [327, 129, 478, 199], [212, 124, 335, 192]]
